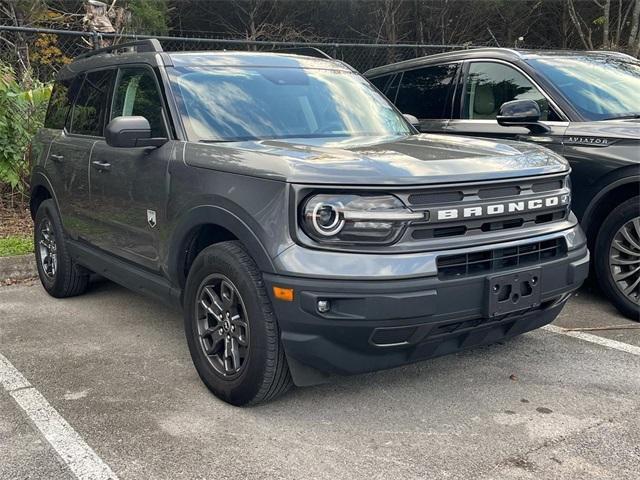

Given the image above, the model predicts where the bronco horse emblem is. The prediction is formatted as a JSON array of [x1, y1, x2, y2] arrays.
[[147, 209, 157, 228]]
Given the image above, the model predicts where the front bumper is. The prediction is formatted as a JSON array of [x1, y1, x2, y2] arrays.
[[265, 226, 589, 386]]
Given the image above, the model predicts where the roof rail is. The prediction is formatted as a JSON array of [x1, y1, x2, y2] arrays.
[[586, 50, 636, 60], [269, 46, 333, 60], [76, 38, 163, 60]]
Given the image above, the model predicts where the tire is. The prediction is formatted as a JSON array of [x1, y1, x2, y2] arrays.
[[183, 241, 292, 406], [34, 199, 90, 298], [594, 196, 640, 321]]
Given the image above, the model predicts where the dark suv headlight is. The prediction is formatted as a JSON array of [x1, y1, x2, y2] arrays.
[[300, 193, 425, 245]]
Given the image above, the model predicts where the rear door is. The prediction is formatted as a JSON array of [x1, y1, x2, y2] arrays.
[[88, 65, 172, 271], [445, 61, 568, 151], [47, 70, 114, 241]]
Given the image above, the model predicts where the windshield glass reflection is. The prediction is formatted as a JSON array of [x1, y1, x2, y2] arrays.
[[527, 55, 640, 120], [169, 66, 412, 142]]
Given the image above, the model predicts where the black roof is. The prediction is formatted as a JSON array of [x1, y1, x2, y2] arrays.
[[364, 47, 638, 77]]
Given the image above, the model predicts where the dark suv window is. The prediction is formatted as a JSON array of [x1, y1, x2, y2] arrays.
[[44, 77, 80, 130], [70, 69, 114, 136], [463, 62, 561, 121], [111, 67, 165, 137], [370, 74, 393, 93], [394, 64, 459, 119]]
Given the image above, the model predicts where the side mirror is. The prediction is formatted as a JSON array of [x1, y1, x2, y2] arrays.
[[496, 100, 550, 134], [105, 116, 167, 148], [403, 113, 420, 127]]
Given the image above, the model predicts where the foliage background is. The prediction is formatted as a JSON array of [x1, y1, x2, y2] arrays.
[[0, 0, 639, 200], [0, 63, 51, 199]]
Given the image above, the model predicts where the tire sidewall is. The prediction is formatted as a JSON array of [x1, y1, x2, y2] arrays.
[[34, 200, 63, 293], [595, 196, 640, 319], [184, 244, 273, 405]]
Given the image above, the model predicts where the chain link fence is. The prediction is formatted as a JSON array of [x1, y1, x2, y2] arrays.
[[0, 25, 478, 82]]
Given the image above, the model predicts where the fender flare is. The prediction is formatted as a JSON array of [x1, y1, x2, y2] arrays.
[[166, 204, 276, 287], [29, 171, 60, 218], [580, 170, 640, 236]]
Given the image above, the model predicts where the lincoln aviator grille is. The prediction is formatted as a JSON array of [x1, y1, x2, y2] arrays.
[[436, 238, 567, 279]]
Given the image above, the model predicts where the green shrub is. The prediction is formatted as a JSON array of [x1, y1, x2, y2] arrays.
[[0, 63, 52, 195]]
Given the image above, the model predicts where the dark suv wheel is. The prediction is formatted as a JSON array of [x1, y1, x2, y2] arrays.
[[34, 199, 90, 298], [595, 196, 640, 320], [183, 241, 292, 405]]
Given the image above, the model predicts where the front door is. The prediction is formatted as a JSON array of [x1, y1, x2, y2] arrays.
[[445, 61, 568, 155], [88, 66, 172, 272]]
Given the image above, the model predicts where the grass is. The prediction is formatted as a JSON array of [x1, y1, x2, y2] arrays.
[[0, 235, 33, 257]]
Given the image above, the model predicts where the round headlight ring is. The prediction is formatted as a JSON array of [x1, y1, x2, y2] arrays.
[[311, 202, 345, 236]]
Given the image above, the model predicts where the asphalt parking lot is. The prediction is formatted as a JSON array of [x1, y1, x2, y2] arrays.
[[1, 278, 639, 480]]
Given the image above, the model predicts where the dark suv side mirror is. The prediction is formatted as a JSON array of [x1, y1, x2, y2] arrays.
[[105, 116, 167, 148], [403, 113, 420, 127], [496, 100, 550, 134]]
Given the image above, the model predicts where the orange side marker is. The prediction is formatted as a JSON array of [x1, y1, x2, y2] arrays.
[[273, 286, 294, 302]]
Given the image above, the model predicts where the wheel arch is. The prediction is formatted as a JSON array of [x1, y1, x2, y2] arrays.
[[168, 205, 276, 289], [29, 172, 57, 220], [581, 172, 640, 246]]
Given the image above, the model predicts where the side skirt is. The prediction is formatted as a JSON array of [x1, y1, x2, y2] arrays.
[[67, 240, 182, 309]]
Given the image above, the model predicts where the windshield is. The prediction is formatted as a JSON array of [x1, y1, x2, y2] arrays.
[[168, 66, 411, 142], [526, 55, 640, 121]]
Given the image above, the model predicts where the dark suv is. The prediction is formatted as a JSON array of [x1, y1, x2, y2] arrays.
[[30, 40, 588, 405], [365, 48, 639, 319]]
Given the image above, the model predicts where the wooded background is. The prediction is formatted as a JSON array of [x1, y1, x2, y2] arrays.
[[2, 0, 640, 56]]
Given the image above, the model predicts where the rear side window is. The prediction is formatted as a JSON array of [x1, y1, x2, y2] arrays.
[[394, 64, 458, 119], [369, 73, 401, 102], [369, 74, 393, 93], [44, 77, 79, 129], [111, 67, 166, 137], [70, 69, 114, 136]]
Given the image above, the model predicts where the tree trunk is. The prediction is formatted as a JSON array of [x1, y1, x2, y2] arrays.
[[629, 0, 640, 49], [602, 0, 611, 48]]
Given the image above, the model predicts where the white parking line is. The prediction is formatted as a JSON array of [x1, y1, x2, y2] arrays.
[[0, 352, 118, 480], [542, 324, 640, 356]]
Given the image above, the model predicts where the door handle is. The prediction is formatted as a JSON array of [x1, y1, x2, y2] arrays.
[[50, 154, 64, 162], [91, 160, 111, 172]]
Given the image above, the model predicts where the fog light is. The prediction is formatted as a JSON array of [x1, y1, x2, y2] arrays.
[[317, 300, 331, 313]]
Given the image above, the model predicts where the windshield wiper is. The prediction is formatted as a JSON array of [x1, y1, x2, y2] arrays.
[[199, 139, 244, 143], [602, 113, 640, 120]]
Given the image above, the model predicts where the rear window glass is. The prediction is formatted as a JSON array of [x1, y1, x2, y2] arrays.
[[44, 77, 80, 130], [394, 64, 458, 119], [70, 69, 114, 136]]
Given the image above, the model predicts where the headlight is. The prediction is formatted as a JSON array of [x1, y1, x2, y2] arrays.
[[300, 193, 424, 245]]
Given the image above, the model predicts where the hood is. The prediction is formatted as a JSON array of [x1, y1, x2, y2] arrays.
[[184, 134, 569, 185]]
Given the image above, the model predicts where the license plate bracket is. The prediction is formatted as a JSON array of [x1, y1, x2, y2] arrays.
[[486, 268, 541, 317]]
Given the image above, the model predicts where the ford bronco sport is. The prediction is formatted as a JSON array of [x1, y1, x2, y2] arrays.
[[30, 40, 589, 405]]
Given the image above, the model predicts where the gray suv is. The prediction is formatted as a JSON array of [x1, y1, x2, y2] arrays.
[[29, 40, 589, 405]]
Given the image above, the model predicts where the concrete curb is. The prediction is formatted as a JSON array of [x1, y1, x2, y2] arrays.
[[0, 254, 37, 281]]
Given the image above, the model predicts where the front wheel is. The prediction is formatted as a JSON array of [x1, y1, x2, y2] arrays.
[[183, 241, 292, 405], [595, 196, 640, 320]]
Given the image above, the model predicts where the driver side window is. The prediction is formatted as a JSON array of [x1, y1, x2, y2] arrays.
[[463, 62, 561, 121], [111, 67, 166, 137]]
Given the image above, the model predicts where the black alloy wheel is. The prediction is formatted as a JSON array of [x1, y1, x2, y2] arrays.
[[196, 274, 250, 377]]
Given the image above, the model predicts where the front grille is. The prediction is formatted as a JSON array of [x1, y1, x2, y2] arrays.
[[396, 174, 571, 242], [405, 176, 565, 208], [436, 238, 566, 279]]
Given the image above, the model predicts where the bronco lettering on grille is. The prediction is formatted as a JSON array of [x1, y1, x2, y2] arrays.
[[434, 195, 569, 222]]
